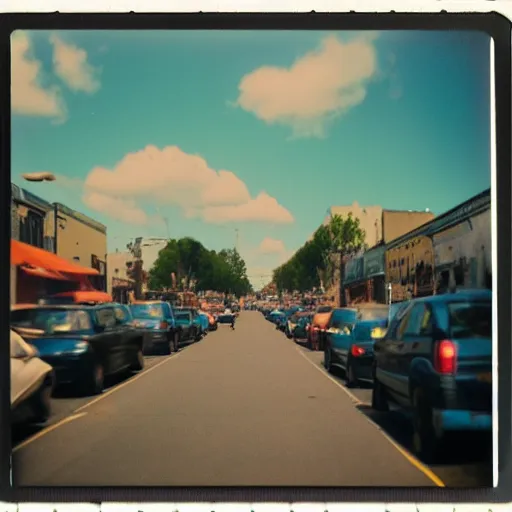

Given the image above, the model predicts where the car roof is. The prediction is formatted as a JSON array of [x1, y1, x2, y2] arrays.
[[132, 300, 165, 305], [11, 303, 114, 311], [412, 289, 492, 304]]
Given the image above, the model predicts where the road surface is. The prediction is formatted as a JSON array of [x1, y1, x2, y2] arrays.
[[12, 312, 490, 487]]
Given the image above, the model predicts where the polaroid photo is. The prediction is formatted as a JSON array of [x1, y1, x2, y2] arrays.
[[2, 1, 511, 508]]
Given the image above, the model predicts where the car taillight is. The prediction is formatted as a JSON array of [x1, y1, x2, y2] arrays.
[[160, 321, 169, 329], [351, 345, 366, 357], [434, 339, 457, 374]]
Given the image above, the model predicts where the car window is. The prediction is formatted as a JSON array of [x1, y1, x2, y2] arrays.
[[96, 308, 116, 328], [448, 301, 491, 339], [114, 306, 131, 325], [331, 309, 357, 329], [401, 304, 427, 336], [11, 308, 92, 334]]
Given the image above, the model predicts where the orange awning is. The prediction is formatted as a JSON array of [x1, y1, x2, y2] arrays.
[[51, 291, 113, 303], [21, 266, 68, 281], [11, 240, 99, 276]]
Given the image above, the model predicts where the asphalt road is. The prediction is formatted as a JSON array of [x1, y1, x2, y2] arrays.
[[12, 312, 490, 487]]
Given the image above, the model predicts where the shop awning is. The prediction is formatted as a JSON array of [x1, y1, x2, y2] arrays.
[[11, 240, 99, 276], [20, 266, 68, 281], [51, 291, 113, 303]]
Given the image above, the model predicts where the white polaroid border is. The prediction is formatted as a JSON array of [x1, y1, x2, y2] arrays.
[[4, 1, 509, 511]]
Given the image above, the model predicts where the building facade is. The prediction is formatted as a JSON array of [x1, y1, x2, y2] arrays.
[[384, 189, 491, 303], [107, 250, 135, 303], [47, 203, 108, 291]]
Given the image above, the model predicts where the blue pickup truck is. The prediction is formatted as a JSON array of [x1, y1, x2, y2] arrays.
[[372, 290, 492, 462]]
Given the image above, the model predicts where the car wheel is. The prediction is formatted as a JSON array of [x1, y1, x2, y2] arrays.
[[84, 361, 104, 395], [324, 346, 333, 373], [173, 332, 180, 353], [346, 360, 358, 388], [412, 388, 442, 463], [371, 373, 389, 412], [131, 348, 144, 372], [32, 375, 53, 423]]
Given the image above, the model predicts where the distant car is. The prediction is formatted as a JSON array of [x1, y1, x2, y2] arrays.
[[10, 329, 54, 426], [324, 315, 388, 387], [174, 308, 203, 341], [217, 313, 235, 326], [130, 301, 180, 354], [372, 290, 492, 462], [11, 304, 144, 395], [268, 310, 285, 325], [292, 313, 313, 341], [197, 312, 210, 335], [173, 311, 195, 343]]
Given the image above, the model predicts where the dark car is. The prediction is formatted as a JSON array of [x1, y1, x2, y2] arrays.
[[372, 290, 492, 462], [129, 301, 180, 355], [217, 312, 235, 326], [174, 308, 202, 341], [292, 313, 313, 341], [324, 314, 388, 387], [11, 303, 144, 395]]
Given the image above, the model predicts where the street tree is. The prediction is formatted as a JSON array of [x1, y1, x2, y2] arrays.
[[272, 213, 366, 292]]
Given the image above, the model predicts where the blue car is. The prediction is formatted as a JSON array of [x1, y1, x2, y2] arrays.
[[197, 312, 210, 335], [11, 303, 144, 395], [372, 290, 492, 462], [130, 301, 180, 354]]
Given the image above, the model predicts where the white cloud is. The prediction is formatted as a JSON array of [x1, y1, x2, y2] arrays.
[[258, 237, 286, 255], [83, 191, 148, 226], [82, 144, 294, 225], [235, 34, 378, 138], [50, 34, 100, 94], [11, 31, 66, 120]]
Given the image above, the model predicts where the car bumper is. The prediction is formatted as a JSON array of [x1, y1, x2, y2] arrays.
[[432, 408, 492, 435], [352, 357, 373, 381], [142, 330, 168, 352]]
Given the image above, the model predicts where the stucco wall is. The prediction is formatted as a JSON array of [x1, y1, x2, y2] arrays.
[[382, 210, 435, 244]]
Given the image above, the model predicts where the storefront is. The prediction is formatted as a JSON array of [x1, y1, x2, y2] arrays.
[[363, 245, 387, 304], [433, 209, 491, 293], [11, 239, 102, 304], [342, 256, 366, 305]]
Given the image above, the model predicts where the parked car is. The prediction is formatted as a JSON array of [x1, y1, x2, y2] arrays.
[[293, 313, 313, 341], [268, 309, 285, 325], [129, 301, 180, 354], [372, 290, 492, 462], [217, 312, 235, 326], [176, 308, 203, 340], [10, 329, 54, 426], [206, 312, 218, 331], [11, 303, 144, 395], [173, 310, 195, 343], [197, 311, 210, 335], [324, 311, 388, 387]]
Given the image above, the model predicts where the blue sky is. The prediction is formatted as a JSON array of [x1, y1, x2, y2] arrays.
[[11, 30, 491, 287]]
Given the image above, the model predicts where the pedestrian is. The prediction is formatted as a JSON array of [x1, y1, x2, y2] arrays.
[[230, 315, 235, 330]]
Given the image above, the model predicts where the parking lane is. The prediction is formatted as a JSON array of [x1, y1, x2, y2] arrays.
[[291, 334, 493, 487]]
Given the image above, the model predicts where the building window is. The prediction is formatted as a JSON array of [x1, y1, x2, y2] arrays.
[[19, 209, 44, 248]]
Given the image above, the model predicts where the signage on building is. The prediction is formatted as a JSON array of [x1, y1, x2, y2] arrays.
[[363, 245, 385, 279], [344, 256, 364, 284]]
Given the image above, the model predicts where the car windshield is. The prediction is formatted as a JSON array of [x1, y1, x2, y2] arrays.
[[357, 306, 389, 321], [130, 303, 164, 319], [175, 313, 190, 321], [448, 301, 491, 339], [11, 308, 92, 334], [317, 306, 332, 313], [353, 320, 387, 342]]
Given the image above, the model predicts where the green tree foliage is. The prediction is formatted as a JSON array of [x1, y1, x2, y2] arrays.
[[272, 213, 367, 292], [148, 238, 252, 297]]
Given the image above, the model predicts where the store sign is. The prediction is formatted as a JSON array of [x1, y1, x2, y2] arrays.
[[344, 256, 364, 284], [363, 246, 385, 278]]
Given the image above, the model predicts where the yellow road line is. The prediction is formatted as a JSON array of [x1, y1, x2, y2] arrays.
[[294, 344, 445, 487], [14, 352, 182, 451], [12, 412, 88, 453]]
